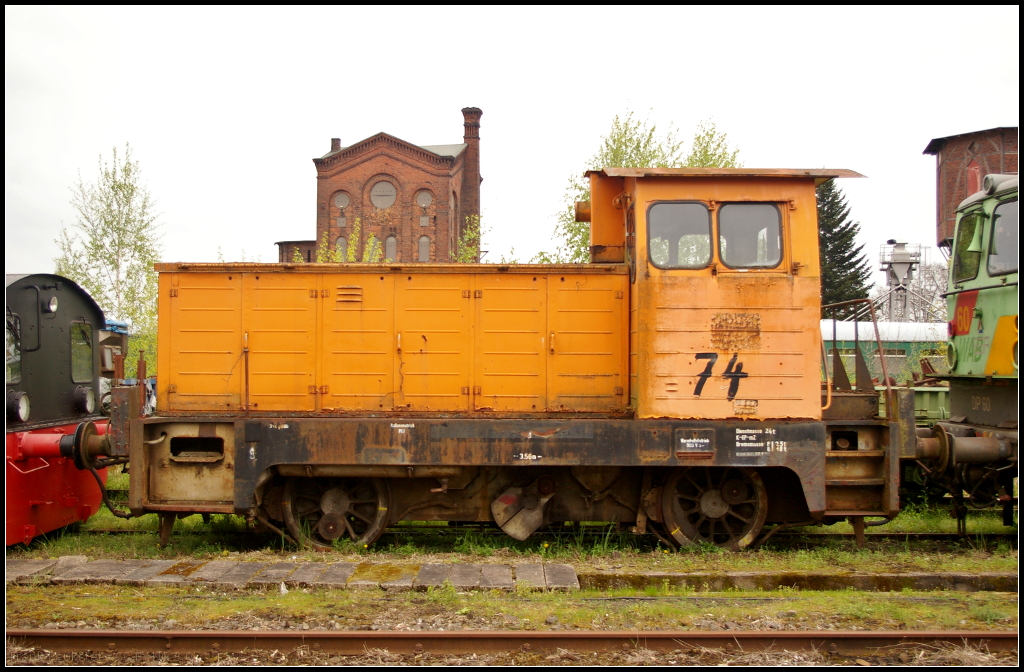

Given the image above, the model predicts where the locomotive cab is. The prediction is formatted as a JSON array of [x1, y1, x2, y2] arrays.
[[917, 174, 1017, 524], [6, 274, 108, 545]]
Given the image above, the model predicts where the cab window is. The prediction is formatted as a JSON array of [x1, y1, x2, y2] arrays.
[[5, 314, 20, 384], [718, 203, 782, 268], [953, 211, 983, 283], [71, 323, 93, 383], [647, 202, 711, 269], [988, 199, 1018, 276]]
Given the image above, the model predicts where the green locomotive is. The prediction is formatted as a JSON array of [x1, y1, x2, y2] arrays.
[[919, 174, 1017, 526]]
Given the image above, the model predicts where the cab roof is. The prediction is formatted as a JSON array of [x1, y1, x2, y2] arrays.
[[585, 167, 864, 186]]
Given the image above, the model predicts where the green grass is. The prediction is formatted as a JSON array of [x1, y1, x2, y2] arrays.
[[5, 583, 1017, 634]]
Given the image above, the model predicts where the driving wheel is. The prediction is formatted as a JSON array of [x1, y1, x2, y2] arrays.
[[282, 477, 390, 550], [662, 467, 767, 550]]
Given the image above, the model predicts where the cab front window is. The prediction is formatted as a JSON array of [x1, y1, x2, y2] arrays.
[[647, 202, 711, 269], [718, 203, 782, 268], [953, 211, 983, 283], [71, 323, 93, 383], [988, 199, 1018, 276]]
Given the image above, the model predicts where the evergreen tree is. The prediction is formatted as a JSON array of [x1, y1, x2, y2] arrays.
[[817, 179, 871, 316]]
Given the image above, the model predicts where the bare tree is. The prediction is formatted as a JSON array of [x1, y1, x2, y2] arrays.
[[55, 144, 161, 373]]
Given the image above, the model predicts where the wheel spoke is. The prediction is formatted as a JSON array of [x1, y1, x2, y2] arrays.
[[350, 498, 376, 505], [343, 516, 358, 541], [686, 475, 704, 493], [347, 508, 374, 525], [727, 510, 751, 524]]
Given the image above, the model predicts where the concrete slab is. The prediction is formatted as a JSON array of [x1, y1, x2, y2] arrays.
[[480, 564, 514, 590], [210, 562, 266, 589], [514, 563, 545, 589], [6, 559, 56, 583], [286, 562, 328, 586], [188, 560, 237, 583], [51, 555, 88, 577], [116, 560, 180, 586], [346, 562, 419, 590], [52, 559, 144, 585], [143, 560, 208, 586], [249, 562, 298, 586], [315, 562, 357, 587], [414, 564, 450, 589], [544, 564, 579, 590], [449, 564, 481, 590], [379, 564, 420, 591]]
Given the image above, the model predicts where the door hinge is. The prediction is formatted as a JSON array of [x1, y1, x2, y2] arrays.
[[167, 384, 177, 394], [169, 288, 178, 297], [473, 386, 482, 395], [308, 386, 317, 394], [474, 289, 483, 298], [461, 386, 470, 395], [615, 291, 623, 299], [309, 289, 318, 298], [319, 385, 329, 395], [462, 290, 471, 299], [614, 386, 624, 396], [321, 289, 329, 298]]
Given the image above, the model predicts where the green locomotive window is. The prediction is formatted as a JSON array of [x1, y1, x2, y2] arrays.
[[988, 199, 1018, 276], [70, 323, 93, 383], [718, 203, 782, 268], [5, 315, 20, 384], [953, 211, 983, 283], [647, 202, 711, 269]]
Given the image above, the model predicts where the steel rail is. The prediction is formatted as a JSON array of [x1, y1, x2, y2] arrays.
[[6, 629, 1017, 657]]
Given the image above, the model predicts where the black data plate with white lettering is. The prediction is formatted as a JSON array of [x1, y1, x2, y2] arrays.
[[675, 428, 715, 458]]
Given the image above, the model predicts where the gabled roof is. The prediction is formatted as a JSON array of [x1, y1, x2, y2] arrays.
[[923, 127, 1018, 155], [315, 132, 466, 169]]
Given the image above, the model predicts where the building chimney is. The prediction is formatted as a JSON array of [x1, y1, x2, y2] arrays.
[[459, 107, 482, 253], [331, 138, 341, 153]]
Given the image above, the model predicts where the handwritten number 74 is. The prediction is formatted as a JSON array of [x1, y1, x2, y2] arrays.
[[693, 352, 747, 400]]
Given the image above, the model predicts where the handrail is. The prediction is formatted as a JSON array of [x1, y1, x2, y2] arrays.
[[821, 298, 893, 418], [941, 280, 1017, 297]]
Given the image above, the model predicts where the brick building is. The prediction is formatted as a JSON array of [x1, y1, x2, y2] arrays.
[[277, 107, 482, 263], [923, 127, 1017, 248]]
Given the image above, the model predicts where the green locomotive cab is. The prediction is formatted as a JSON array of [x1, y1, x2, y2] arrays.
[[920, 174, 1017, 526]]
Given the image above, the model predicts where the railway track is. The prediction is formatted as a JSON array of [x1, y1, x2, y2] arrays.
[[6, 628, 1018, 657]]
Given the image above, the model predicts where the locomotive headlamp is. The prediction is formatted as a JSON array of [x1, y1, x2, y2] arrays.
[[43, 296, 58, 313], [7, 390, 31, 422], [74, 386, 96, 414]]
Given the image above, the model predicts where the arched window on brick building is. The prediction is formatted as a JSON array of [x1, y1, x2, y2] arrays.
[[385, 236, 397, 262], [418, 236, 430, 262], [336, 236, 347, 261]]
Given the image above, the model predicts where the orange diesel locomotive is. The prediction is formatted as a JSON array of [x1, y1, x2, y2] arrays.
[[98, 168, 921, 549]]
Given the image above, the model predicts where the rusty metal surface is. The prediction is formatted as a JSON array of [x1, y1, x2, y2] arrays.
[[133, 416, 830, 518], [7, 629, 1016, 656]]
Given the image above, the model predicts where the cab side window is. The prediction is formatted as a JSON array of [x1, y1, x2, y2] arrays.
[[953, 212, 984, 283], [718, 203, 782, 268], [71, 323, 93, 383], [988, 200, 1018, 276], [647, 203, 711, 269]]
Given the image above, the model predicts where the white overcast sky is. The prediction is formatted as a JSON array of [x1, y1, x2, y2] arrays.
[[5, 6, 1019, 287]]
